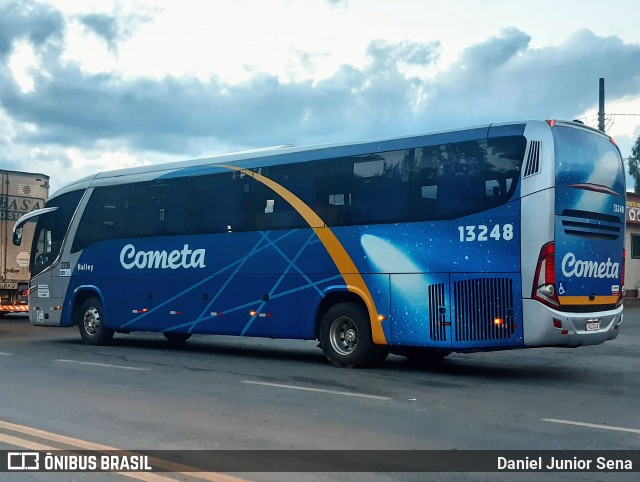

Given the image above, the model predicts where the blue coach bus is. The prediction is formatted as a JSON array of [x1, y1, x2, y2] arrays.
[[13, 120, 626, 367]]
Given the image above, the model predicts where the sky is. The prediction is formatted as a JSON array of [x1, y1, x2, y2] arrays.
[[1, 0, 640, 192]]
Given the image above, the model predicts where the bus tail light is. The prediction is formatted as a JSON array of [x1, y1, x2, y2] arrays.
[[533, 242, 559, 307]]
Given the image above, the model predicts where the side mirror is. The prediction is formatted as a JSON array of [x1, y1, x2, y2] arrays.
[[12, 206, 59, 247], [13, 226, 23, 246]]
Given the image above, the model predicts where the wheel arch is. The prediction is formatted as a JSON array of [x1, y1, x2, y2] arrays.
[[313, 288, 368, 340], [70, 286, 106, 327]]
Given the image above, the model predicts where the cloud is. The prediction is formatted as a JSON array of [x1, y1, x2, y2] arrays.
[[366, 39, 440, 71], [79, 13, 119, 51], [0, 32, 441, 152], [77, 9, 153, 52], [422, 28, 640, 128], [0, 0, 64, 58]]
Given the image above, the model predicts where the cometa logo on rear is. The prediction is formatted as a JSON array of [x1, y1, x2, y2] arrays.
[[561, 252, 619, 279], [120, 244, 206, 270]]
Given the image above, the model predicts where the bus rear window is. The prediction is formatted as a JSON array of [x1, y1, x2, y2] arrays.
[[553, 126, 624, 195]]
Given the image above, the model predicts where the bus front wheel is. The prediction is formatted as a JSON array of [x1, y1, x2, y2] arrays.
[[77, 297, 114, 346], [318, 302, 387, 368]]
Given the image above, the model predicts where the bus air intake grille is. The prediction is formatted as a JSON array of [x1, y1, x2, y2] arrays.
[[453, 278, 515, 341], [560, 209, 621, 240], [428, 282, 447, 342], [523, 140, 541, 177]]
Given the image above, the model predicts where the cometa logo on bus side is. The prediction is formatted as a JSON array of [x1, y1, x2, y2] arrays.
[[561, 252, 619, 279], [119, 244, 206, 270]]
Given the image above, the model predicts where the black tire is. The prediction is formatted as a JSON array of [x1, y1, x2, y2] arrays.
[[163, 332, 192, 343], [77, 297, 114, 346], [318, 302, 388, 368]]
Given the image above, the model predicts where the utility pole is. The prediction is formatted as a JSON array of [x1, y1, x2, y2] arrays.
[[598, 77, 605, 132]]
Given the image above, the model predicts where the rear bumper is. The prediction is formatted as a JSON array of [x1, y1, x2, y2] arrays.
[[522, 299, 622, 347]]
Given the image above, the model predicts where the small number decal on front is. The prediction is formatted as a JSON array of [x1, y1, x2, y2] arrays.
[[458, 224, 514, 242]]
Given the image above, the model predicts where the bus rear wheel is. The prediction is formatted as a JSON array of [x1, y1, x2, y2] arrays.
[[318, 302, 388, 368], [77, 297, 114, 346]]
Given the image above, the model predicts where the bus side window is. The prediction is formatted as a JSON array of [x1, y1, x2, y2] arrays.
[[133, 179, 187, 236], [250, 162, 322, 231], [73, 186, 128, 251], [326, 158, 353, 226], [376, 149, 411, 223], [485, 135, 526, 205], [350, 150, 411, 225], [435, 140, 488, 219], [276, 159, 327, 227], [351, 157, 384, 223], [187, 172, 251, 234], [411, 146, 439, 221]]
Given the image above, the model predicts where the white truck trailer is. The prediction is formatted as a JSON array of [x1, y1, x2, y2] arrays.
[[1, 170, 49, 315]]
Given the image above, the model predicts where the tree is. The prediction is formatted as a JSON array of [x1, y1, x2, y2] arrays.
[[629, 133, 640, 193]]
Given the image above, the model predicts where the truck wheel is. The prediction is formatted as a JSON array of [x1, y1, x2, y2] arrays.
[[78, 297, 114, 346], [318, 302, 387, 368]]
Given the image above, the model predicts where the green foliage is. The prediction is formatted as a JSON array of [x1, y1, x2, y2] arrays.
[[629, 134, 640, 193]]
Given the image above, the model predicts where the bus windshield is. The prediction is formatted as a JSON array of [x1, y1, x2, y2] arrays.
[[553, 126, 625, 195], [31, 190, 84, 276]]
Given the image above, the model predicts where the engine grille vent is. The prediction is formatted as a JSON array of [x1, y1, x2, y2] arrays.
[[453, 278, 515, 341], [428, 282, 447, 342]]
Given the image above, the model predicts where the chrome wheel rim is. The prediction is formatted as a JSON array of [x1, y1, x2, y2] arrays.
[[329, 316, 358, 356], [83, 307, 100, 336]]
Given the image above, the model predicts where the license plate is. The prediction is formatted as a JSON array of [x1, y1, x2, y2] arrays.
[[585, 322, 600, 331], [0, 282, 18, 289]]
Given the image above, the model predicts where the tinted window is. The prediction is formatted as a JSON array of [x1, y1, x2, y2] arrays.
[[129, 179, 188, 237], [187, 171, 251, 234], [32, 190, 85, 275], [73, 185, 129, 252], [411, 137, 524, 221], [251, 161, 325, 230], [326, 157, 354, 226], [351, 150, 412, 224], [326, 150, 413, 226], [554, 126, 624, 194], [73, 179, 188, 251]]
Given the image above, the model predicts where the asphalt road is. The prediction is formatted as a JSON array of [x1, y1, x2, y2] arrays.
[[1, 308, 639, 482]]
